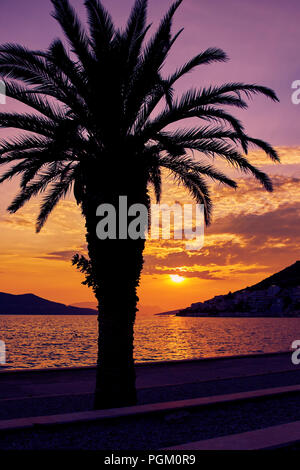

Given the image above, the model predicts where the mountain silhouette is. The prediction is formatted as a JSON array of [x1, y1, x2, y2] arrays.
[[245, 261, 300, 291], [0, 292, 97, 315]]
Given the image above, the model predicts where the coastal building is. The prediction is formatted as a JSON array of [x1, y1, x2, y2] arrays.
[[178, 282, 300, 318]]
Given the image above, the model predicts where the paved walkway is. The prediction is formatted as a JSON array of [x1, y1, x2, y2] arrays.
[[165, 420, 300, 450], [0, 351, 296, 400]]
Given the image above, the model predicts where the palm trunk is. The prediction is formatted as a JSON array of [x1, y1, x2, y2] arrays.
[[93, 238, 145, 409], [80, 171, 148, 409]]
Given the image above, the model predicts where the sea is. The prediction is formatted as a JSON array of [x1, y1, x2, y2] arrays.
[[0, 314, 299, 370]]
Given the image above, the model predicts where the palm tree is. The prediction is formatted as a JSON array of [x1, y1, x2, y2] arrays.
[[0, 0, 279, 409]]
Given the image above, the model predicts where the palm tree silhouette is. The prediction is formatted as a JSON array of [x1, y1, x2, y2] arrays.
[[0, 0, 279, 409]]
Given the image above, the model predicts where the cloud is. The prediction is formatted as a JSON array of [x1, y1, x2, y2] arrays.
[[143, 262, 225, 280], [208, 203, 300, 239], [0, 215, 33, 228], [36, 246, 88, 262], [143, 173, 300, 280]]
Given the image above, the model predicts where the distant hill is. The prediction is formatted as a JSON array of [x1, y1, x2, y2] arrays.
[[246, 261, 300, 291], [0, 292, 97, 315], [177, 261, 300, 318], [71, 301, 98, 309], [155, 309, 180, 316]]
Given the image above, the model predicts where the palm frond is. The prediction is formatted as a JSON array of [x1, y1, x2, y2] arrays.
[[0, 160, 29, 184], [141, 104, 246, 144], [160, 154, 237, 189], [125, 0, 148, 43], [148, 165, 162, 203], [245, 136, 280, 162], [143, 0, 183, 62], [125, 0, 183, 128], [2, 79, 66, 121], [0, 50, 89, 125], [155, 126, 243, 149], [140, 81, 278, 141], [0, 112, 56, 137], [123, 0, 148, 68], [170, 167, 212, 225], [20, 160, 52, 190], [185, 141, 273, 191], [0, 43, 70, 98], [51, 0, 92, 71], [0, 135, 50, 157], [206, 82, 279, 102], [44, 39, 87, 98], [176, 88, 249, 110], [168, 48, 228, 86], [195, 107, 247, 144], [36, 165, 75, 232], [7, 164, 63, 213], [85, 0, 115, 54]]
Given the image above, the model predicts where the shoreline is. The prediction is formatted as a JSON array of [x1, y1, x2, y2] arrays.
[[0, 348, 291, 375], [176, 314, 300, 318]]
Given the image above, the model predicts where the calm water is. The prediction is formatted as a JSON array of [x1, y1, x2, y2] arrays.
[[0, 315, 299, 370]]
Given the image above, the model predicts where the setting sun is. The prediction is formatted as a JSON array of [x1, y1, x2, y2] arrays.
[[169, 274, 186, 284]]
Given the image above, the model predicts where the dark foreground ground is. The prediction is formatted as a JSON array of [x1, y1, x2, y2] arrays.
[[1, 351, 300, 449]]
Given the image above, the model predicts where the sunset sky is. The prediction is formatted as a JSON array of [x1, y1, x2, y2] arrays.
[[0, 0, 299, 314]]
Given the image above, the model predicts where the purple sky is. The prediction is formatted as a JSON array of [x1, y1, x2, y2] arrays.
[[1, 0, 300, 145]]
